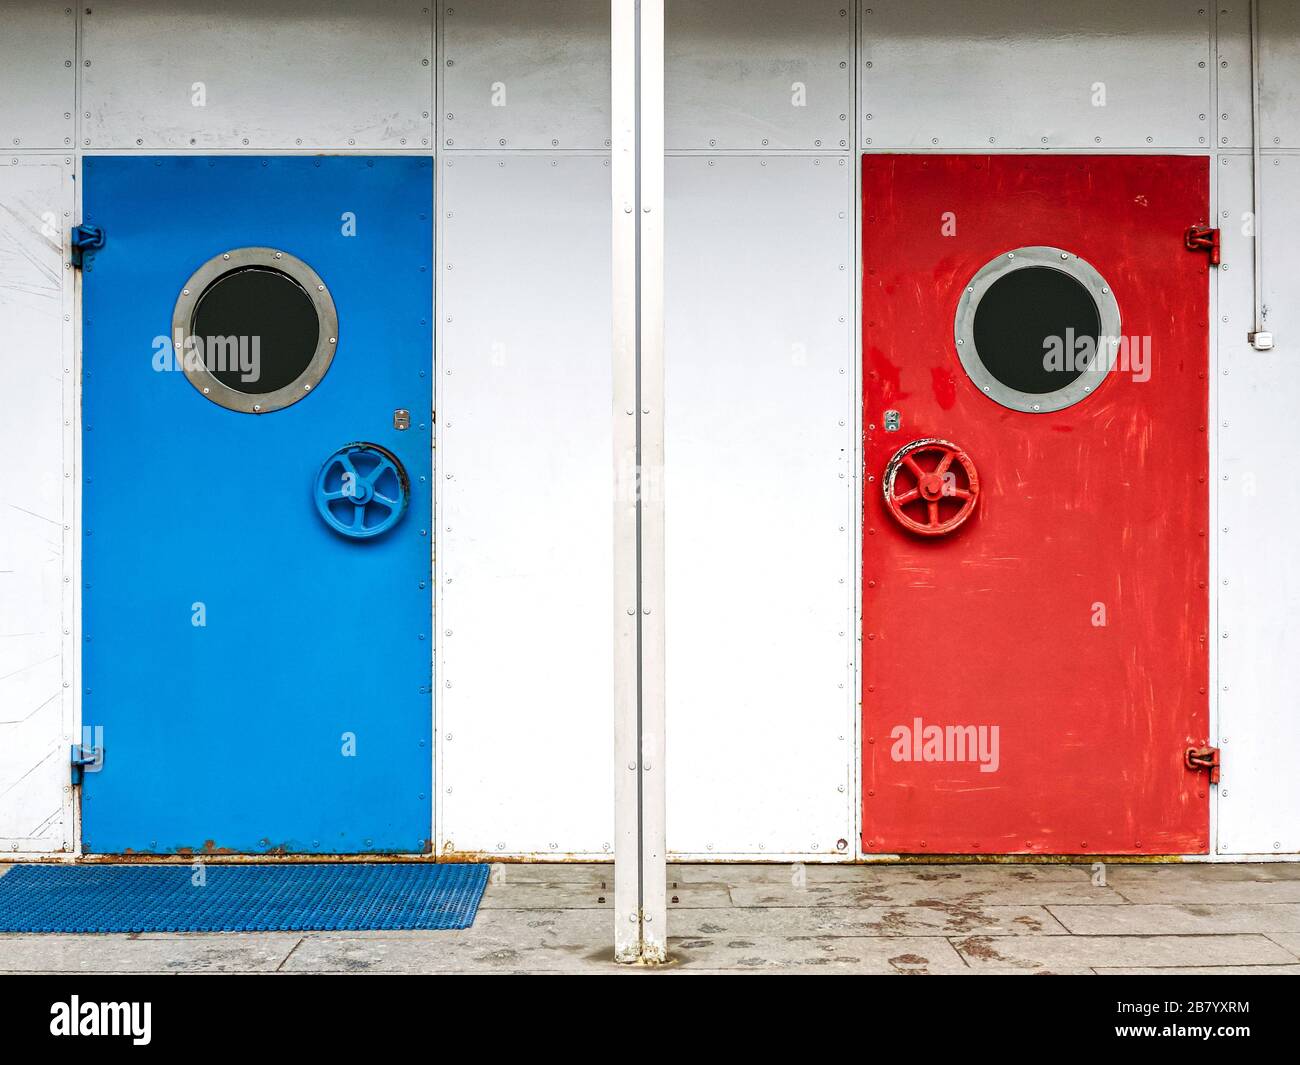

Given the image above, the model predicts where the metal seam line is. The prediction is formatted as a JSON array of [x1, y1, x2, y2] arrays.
[[1249, 0, 1268, 348], [634, 0, 645, 938]]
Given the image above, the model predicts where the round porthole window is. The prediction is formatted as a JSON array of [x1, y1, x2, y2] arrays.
[[172, 247, 338, 413], [953, 246, 1121, 414]]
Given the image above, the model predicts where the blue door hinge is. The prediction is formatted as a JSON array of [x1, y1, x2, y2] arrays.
[[69, 223, 105, 268], [70, 741, 104, 785]]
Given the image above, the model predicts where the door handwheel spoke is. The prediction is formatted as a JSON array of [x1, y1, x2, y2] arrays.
[[365, 458, 395, 486]]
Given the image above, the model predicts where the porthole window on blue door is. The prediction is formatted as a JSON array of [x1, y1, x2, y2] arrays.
[[171, 247, 338, 414]]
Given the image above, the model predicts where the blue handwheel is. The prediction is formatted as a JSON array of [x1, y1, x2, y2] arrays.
[[314, 443, 409, 539]]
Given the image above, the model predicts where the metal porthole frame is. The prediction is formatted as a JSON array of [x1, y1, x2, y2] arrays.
[[953, 246, 1122, 414], [171, 246, 339, 414]]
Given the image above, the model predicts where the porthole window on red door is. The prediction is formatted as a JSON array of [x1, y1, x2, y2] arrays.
[[953, 246, 1121, 414]]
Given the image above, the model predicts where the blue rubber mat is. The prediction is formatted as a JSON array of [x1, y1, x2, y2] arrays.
[[0, 863, 490, 933]]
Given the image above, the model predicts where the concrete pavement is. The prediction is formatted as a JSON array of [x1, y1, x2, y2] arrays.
[[2, 861, 1299, 974]]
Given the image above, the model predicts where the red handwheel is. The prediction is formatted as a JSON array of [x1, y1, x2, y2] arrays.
[[882, 438, 980, 537]]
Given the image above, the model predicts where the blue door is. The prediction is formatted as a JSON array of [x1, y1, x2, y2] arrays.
[[82, 157, 433, 854]]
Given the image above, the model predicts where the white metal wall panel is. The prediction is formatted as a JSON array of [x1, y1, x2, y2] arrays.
[[1259, 0, 1300, 148], [1216, 0, 1300, 151], [0, 4, 76, 149], [1214, 3, 1252, 150], [665, 0, 852, 150], [437, 154, 614, 857], [1216, 152, 1300, 855], [0, 158, 75, 853], [860, 0, 1212, 150], [441, 1, 610, 150], [81, 0, 432, 149], [664, 155, 855, 858]]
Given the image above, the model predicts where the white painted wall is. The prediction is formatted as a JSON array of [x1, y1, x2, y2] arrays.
[[435, 2, 615, 859], [0, 157, 76, 854], [860, 0, 1213, 150], [667, 0, 853, 150], [442, 0, 610, 150], [1215, 151, 1300, 855], [664, 155, 857, 858], [0, 4, 76, 150], [80, 0, 433, 149], [436, 152, 615, 857]]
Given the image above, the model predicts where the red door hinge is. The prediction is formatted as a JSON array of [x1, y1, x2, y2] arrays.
[[1185, 225, 1221, 266], [1185, 745, 1221, 784]]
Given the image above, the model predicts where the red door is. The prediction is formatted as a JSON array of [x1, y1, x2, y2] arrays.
[[862, 155, 1211, 855]]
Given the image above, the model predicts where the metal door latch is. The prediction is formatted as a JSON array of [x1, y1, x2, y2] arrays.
[[1184, 225, 1221, 266], [393, 409, 410, 430], [883, 410, 901, 432], [70, 742, 104, 785], [70, 223, 105, 268], [1185, 745, 1221, 784]]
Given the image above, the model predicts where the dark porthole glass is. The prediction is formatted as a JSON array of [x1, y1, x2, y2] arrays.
[[189, 267, 321, 395], [970, 266, 1102, 396]]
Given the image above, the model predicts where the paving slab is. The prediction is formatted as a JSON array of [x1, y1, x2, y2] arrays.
[[666, 934, 969, 973], [670, 904, 1063, 937], [1048, 903, 1300, 935], [671, 862, 1095, 885], [952, 933, 1296, 972], [477, 862, 612, 884], [1111, 879, 1300, 904], [282, 930, 609, 972], [1263, 931, 1300, 960], [1095, 964, 1300, 974], [730, 879, 1125, 907], [1101, 862, 1300, 883], [0, 933, 300, 973], [477, 880, 730, 909]]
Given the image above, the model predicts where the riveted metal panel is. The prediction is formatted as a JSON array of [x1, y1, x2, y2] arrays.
[[665, 0, 853, 150], [1259, 0, 1300, 148], [0, 157, 76, 854], [1216, 152, 1300, 855], [0, 4, 76, 150], [1212, 1, 1300, 151], [438, 153, 614, 858], [860, 0, 1213, 150], [441, 1, 610, 150], [81, 0, 432, 149], [664, 155, 855, 858], [1214, 3, 1253, 150]]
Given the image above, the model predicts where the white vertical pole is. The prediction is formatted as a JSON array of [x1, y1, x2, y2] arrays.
[[637, 0, 667, 965], [611, 0, 667, 965], [610, 0, 640, 966]]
